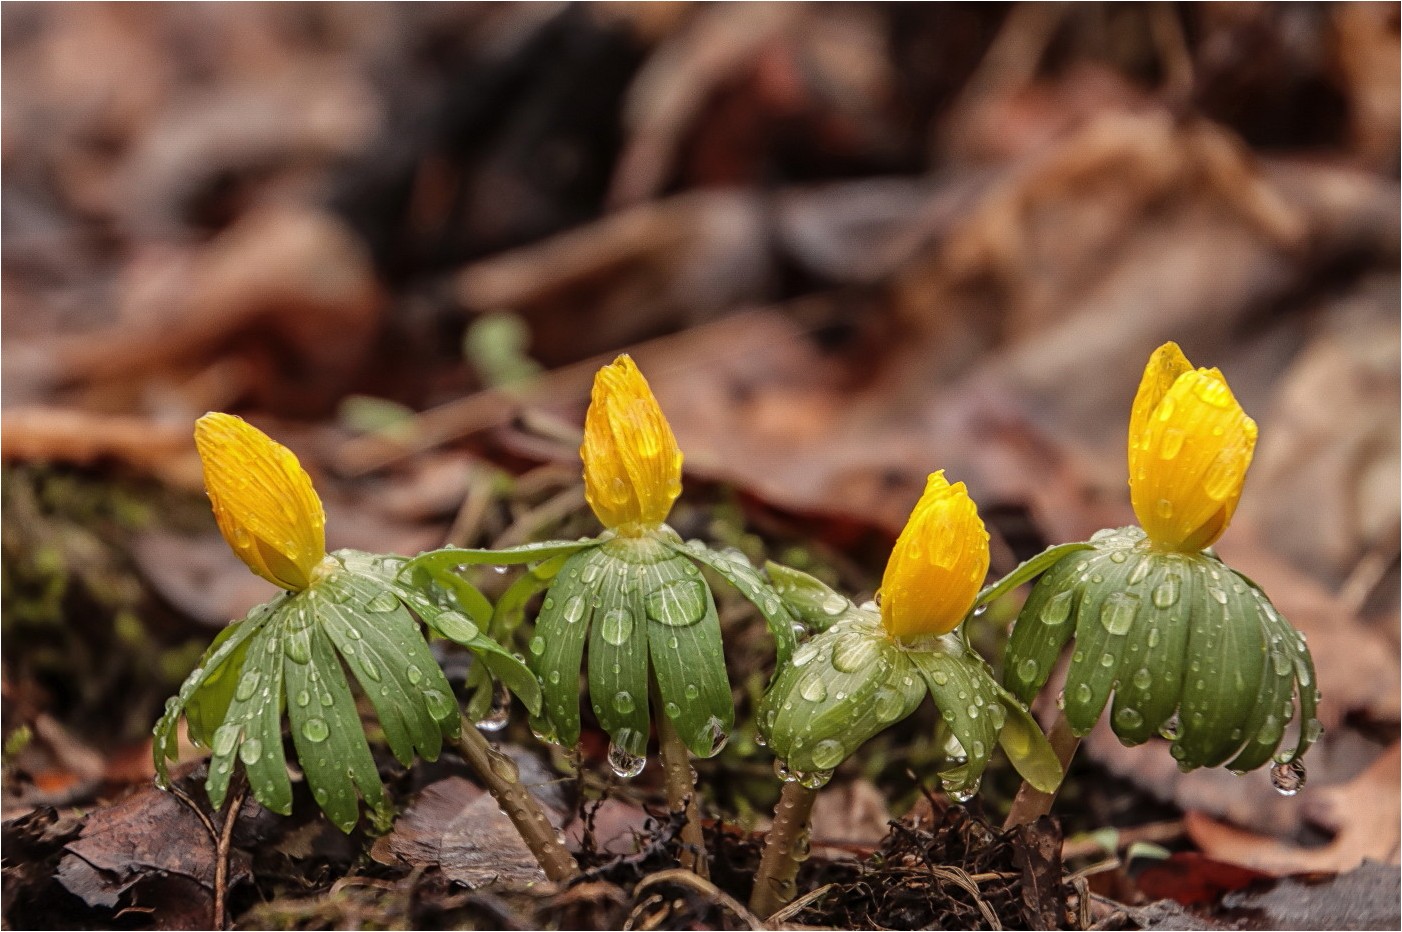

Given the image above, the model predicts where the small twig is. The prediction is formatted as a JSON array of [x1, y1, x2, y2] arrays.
[[167, 781, 219, 845], [765, 882, 837, 924], [631, 868, 765, 931], [213, 775, 247, 931]]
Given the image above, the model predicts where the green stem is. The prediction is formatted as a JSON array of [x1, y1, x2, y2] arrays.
[[456, 716, 579, 881], [1003, 709, 1081, 830], [749, 780, 818, 918], [656, 703, 710, 878]]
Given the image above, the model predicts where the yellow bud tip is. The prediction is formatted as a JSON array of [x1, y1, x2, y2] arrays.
[[194, 413, 327, 590], [581, 355, 683, 534], [1128, 342, 1257, 551], [879, 471, 990, 641]]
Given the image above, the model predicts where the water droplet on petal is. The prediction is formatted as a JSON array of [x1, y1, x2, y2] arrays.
[[366, 591, 398, 613], [423, 689, 456, 721], [1099, 592, 1138, 635], [235, 672, 261, 702], [435, 611, 481, 642], [645, 579, 708, 627], [238, 738, 263, 765], [1043, 588, 1071, 625], [600, 608, 634, 646]]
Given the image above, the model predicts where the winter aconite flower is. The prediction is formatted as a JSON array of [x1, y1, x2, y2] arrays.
[[759, 473, 1060, 796], [1128, 342, 1258, 552], [403, 355, 797, 777], [880, 472, 990, 641], [195, 413, 327, 590], [1005, 344, 1319, 778], [155, 415, 539, 831], [581, 355, 684, 534]]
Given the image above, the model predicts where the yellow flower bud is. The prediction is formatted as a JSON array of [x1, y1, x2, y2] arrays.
[[879, 471, 990, 641], [580, 355, 683, 534], [1128, 342, 1258, 552], [194, 413, 326, 590]]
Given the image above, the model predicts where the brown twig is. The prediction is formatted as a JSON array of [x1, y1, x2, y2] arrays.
[[213, 775, 248, 930], [629, 869, 765, 931]]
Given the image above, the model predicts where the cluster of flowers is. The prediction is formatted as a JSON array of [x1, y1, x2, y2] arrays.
[[156, 343, 1320, 909]]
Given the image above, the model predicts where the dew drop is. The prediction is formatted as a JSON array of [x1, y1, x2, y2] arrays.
[[295, 690, 311, 707], [238, 738, 263, 765], [1115, 708, 1143, 730], [407, 665, 423, 685], [366, 591, 398, 613], [614, 690, 636, 714], [874, 688, 905, 723], [792, 643, 820, 668], [1073, 683, 1093, 705], [487, 749, 520, 784], [1270, 760, 1306, 796], [697, 716, 728, 755], [212, 723, 240, 756], [1159, 714, 1180, 740], [563, 596, 587, 625], [1132, 669, 1152, 691], [607, 729, 646, 778], [476, 683, 512, 732], [423, 689, 456, 721], [1099, 592, 1138, 635], [1152, 577, 1180, 609], [664, 701, 681, 719], [830, 633, 879, 673], [600, 608, 634, 646], [644, 579, 708, 627], [1043, 588, 1071, 625], [435, 611, 480, 643], [361, 660, 381, 683], [800, 679, 828, 702], [302, 718, 330, 743], [235, 672, 261, 702]]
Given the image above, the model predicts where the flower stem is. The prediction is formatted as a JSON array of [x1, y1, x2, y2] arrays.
[[456, 716, 579, 881], [655, 703, 710, 878], [1003, 709, 1081, 830], [749, 780, 818, 918]]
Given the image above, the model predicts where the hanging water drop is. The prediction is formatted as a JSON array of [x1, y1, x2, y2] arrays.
[[607, 729, 646, 779], [476, 682, 512, 732], [1269, 759, 1306, 796]]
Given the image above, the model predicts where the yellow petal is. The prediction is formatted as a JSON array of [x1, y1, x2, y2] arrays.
[[1128, 342, 1193, 461], [581, 355, 683, 533], [195, 413, 326, 590], [1128, 351, 1257, 551], [879, 471, 990, 641]]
